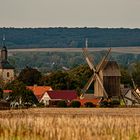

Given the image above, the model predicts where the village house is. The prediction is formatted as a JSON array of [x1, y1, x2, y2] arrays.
[[121, 88, 140, 106], [26, 86, 53, 101], [3, 90, 12, 100], [40, 90, 77, 106]]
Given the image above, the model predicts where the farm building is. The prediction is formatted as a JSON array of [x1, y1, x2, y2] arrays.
[[121, 88, 140, 106], [40, 90, 77, 106], [3, 90, 12, 100], [26, 86, 53, 101]]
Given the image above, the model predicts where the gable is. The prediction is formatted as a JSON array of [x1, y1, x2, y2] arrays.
[[27, 86, 53, 97], [40, 92, 51, 102]]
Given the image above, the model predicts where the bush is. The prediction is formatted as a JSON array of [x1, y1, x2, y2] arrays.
[[37, 102, 44, 107], [100, 99, 120, 107], [57, 100, 67, 108], [100, 100, 109, 107], [70, 101, 81, 108], [84, 102, 96, 108], [110, 100, 120, 107]]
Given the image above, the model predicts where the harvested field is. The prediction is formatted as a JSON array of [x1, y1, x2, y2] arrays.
[[0, 108, 140, 140], [8, 47, 140, 54]]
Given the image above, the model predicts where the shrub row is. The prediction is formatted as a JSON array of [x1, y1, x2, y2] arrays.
[[100, 100, 120, 107], [37, 100, 120, 108], [57, 99, 120, 108], [57, 100, 96, 108]]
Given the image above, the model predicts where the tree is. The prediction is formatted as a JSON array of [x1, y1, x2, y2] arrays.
[[57, 100, 67, 107], [7, 80, 38, 105], [69, 65, 92, 89], [84, 102, 96, 107], [21, 89, 38, 105], [41, 71, 68, 89], [40, 64, 92, 91], [131, 62, 140, 87], [120, 67, 132, 87], [18, 66, 42, 86], [70, 101, 81, 108]]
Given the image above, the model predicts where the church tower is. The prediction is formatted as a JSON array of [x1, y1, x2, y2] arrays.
[[0, 36, 15, 83]]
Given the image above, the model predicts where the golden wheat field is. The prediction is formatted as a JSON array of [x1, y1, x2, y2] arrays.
[[0, 108, 140, 140]]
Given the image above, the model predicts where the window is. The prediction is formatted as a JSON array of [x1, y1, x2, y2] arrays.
[[7, 72, 10, 77]]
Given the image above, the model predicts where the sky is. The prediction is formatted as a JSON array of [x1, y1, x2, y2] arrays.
[[0, 0, 140, 28]]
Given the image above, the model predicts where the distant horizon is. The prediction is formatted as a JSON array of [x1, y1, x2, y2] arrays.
[[0, 26, 140, 29]]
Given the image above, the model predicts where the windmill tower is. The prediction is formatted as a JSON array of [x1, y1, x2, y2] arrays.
[[82, 48, 121, 99]]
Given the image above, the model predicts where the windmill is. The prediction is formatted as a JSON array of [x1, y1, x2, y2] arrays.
[[81, 48, 121, 99]]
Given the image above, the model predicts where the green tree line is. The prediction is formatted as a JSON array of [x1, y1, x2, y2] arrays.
[[1, 27, 140, 48], [5, 63, 140, 93], [8, 52, 140, 73]]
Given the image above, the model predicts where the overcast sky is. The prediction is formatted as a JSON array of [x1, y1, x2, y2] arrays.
[[0, 0, 140, 28]]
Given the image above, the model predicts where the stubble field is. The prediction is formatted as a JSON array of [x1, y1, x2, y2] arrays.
[[0, 108, 140, 140], [9, 47, 140, 54]]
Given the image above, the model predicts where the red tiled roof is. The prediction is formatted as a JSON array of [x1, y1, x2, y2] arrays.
[[27, 86, 52, 97], [36, 95, 43, 101], [3, 90, 12, 93], [47, 90, 77, 101], [76, 98, 101, 106]]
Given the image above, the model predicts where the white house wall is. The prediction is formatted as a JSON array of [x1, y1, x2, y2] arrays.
[[124, 90, 140, 106], [124, 90, 132, 106], [40, 92, 51, 106]]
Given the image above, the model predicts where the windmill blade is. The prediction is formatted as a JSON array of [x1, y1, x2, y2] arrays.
[[95, 74, 108, 98], [83, 74, 96, 91], [82, 48, 96, 71], [120, 92, 127, 106], [81, 74, 96, 98], [96, 48, 111, 72], [124, 96, 139, 104], [131, 77, 137, 90]]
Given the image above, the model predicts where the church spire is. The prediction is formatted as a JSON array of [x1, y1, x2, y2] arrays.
[[1, 34, 7, 61]]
